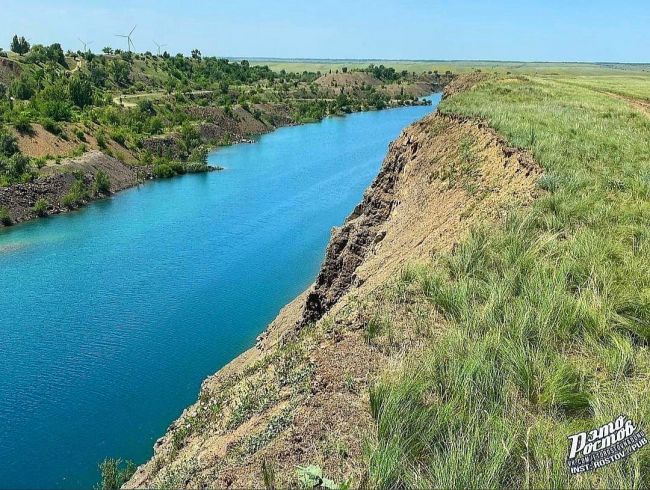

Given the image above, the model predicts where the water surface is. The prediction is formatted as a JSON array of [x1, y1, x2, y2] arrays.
[[0, 94, 440, 488]]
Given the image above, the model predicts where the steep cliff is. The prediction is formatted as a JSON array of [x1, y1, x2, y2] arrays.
[[125, 104, 540, 488]]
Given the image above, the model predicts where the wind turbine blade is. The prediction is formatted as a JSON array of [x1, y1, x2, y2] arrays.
[[130, 25, 137, 35]]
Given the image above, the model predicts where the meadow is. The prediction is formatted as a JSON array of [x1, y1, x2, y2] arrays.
[[250, 58, 650, 76], [366, 73, 650, 487]]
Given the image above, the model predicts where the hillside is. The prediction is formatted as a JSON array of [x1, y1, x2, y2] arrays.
[[314, 68, 451, 98], [124, 72, 650, 488], [0, 43, 444, 227]]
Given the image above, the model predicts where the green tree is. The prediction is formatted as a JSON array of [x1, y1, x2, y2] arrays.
[[88, 61, 107, 87], [46, 43, 66, 66], [10, 35, 30, 55], [10, 76, 35, 100], [69, 76, 93, 108], [109, 60, 130, 86], [34, 82, 72, 121]]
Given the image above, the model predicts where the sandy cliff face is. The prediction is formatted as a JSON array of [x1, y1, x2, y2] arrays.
[[125, 105, 540, 488]]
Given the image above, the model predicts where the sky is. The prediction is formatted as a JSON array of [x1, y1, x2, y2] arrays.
[[1, 0, 648, 63]]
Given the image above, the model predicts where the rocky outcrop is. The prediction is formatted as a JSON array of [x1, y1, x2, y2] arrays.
[[301, 131, 415, 325], [142, 134, 183, 158], [0, 151, 141, 226]]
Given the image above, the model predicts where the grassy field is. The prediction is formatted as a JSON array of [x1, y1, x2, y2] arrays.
[[366, 74, 650, 487], [249, 58, 650, 76]]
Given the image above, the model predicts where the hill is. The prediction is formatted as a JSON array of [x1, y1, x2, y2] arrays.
[[0, 41, 443, 227]]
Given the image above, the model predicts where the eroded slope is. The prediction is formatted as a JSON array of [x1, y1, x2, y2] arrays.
[[125, 108, 540, 488]]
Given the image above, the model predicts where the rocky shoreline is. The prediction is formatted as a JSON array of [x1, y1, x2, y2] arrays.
[[0, 88, 444, 230], [0, 151, 220, 227]]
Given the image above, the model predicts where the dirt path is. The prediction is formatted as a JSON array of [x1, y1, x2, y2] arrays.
[[604, 91, 650, 116], [112, 89, 215, 108], [552, 78, 650, 117]]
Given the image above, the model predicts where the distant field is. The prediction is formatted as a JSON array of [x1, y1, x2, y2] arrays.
[[248, 58, 650, 76], [552, 75, 650, 101]]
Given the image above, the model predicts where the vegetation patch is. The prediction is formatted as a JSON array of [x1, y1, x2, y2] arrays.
[[367, 75, 650, 488]]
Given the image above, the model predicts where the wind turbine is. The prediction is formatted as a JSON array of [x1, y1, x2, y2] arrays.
[[153, 40, 167, 56], [78, 38, 93, 53], [116, 25, 136, 52]]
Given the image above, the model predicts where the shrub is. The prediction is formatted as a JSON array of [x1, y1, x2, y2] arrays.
[[62, 178, 89, 208], [32, 198, 48, 216], [184, 162, 210, 173], [188, 146, 208, 165], [68, 76, 93, 108], [71, 144, 86, 157], [93, 170, 111, 195], [152, 163, 176, 178], [97, 458, 135, 490], [41, 118, 62, 135], [109, 129, 127, 147], [96, 131, 107, 149], [0, 207, 12, 226], [35, 83, 72, 121], [13, 113, 33, 134], [0, 132, 19, 157]]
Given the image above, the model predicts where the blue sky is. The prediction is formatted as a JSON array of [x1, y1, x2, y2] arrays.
[[2, 0, 648, 62]]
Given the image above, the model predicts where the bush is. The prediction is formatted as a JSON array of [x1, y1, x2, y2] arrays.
[[0, 132, 19, 157], [35, 83, 72, 121], [71, 144, 86, 157], [109, 129, 127, 147], [0, 207, 12, 226], [184, 162, 210, 173], [152, 163, 176, 178], [69, 76, 93, 108], [96, 131, 107, 149], [93, 170, 111, 194], [188, 146, 208, 165], [32, 198, 48, 216], [13, 113, 33, 134], [62, 178, 89, 208], [97, 458, 135, 490], [42, 118, 62, 135]]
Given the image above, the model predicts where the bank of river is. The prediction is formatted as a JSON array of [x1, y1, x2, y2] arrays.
[[0, 95, 441, 489]]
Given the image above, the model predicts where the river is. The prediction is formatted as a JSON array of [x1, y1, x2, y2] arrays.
[[0, 94, 441, 488]]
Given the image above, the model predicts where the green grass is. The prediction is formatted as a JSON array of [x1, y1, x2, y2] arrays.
[[250, 59, 650, 76], [367, 75, 650, 487], [551, 75, 650, 101]]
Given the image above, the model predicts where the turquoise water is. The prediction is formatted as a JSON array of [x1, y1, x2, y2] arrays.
[[0, 95, 440, 489]]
